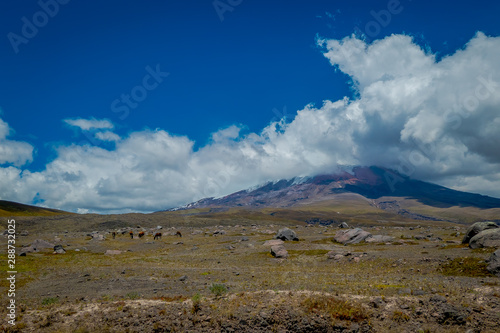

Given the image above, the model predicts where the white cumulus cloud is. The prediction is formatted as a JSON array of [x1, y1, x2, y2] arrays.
[[64, 118, 114, 131], [0, 118, 34, 167], [1, 32, 500, 212]]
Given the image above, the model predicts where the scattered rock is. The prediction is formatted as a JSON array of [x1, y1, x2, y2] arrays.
[[241, 237, 249, 242], [437, 304, 467, 325], [179, 275, 188, 282], [270, 245, 288, 258], [339, 222, 349, 228], [91, 234, 105, 241], [173, 242, 183, 245], [462, 221, 499, 244], [334, 228, 372, 245], [33, 239, 56, 250], [225, 245, 236, 250], [326, 249, 348, 259], [213, 230, 226, 235], [20, 231, 29, 236], [430, 295, 447, 303], [191, 230, 203, 235], [370, 297, 385, 308], [365, 235, 394, 243], [275, 227, 299, 241], [469, 228, 500, 249], [19, 246, 36, 256], [486, 249, 500, 277], [105, 250, 122, 255], [53, 245, 66, 254]]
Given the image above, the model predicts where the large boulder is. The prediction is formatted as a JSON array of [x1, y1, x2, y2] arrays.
[[31, 239, 55, 251], [53, 245, 66, 254], [462, 222, 498, 244], [105, 250, 122, 255], [469, 229, 500, 249], [365, 235, 394, 243], [275, 227, 299, 241], [270, 245, 288, 258], [334, 228, 372, 245], [92, 234, 105, 241], [486, 249, 500, 277]]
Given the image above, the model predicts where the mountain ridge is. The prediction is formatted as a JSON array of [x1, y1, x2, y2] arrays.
[[174, 166, 500, 212]]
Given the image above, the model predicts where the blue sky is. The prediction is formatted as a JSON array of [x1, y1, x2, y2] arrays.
[[1, 0, 500, 213]]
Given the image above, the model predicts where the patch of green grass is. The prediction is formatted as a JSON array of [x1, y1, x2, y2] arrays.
[[439, 257, 493, 277], [209, 283, 228, 297], [373, 284, 405, 290], [438, 243, 468, 250], [41, 297, 59, 306], [125, 292, 140, 300], [471, 247, 497, 254], [191, 293, 202, 313], [311, 238, 336, 244], [301, 296, 368, 322], [288, 249, 330, 256]]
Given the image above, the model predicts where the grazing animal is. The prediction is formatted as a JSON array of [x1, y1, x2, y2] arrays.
[[154, 232, 162, 240], [175, 231, 182, 237], [129, 231, 134, 239], [112, 232, 116, 239], [138, 231, 145, 238]]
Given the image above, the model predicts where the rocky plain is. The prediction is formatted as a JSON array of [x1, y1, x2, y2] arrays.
[[1, 211, 500, 333]]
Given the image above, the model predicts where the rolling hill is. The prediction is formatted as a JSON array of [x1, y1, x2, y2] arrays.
[[0, 200, 70, 217]]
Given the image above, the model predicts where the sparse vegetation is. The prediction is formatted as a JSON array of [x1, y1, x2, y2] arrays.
[[391, 310, 410, 322], [209, 283, 228, 297], [439, 257, 493, 277], [41, 297, 58, 306], [191, 293, 202, 313], [125, 292, 140, 300], [3, 212, 499, 332], [301, 295, 368, 322]]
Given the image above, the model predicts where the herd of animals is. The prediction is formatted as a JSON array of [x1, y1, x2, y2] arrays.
[[110, 230, 182, 240]]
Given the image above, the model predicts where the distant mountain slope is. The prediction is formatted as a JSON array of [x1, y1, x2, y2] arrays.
[[179, 166, 500, 211], [0, 200, 70, 217]]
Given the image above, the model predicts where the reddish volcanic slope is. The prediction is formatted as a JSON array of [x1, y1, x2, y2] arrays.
[[180, 166, 500, 210]]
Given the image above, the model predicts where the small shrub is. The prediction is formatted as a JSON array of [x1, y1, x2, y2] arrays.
[[191, 293, 202, 313], [301, 296, 368, 322], [209, 283, 228, 297], [125, 292, 139, 300], [41, 297, 58, 306], [392, 310, 410, 322]]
